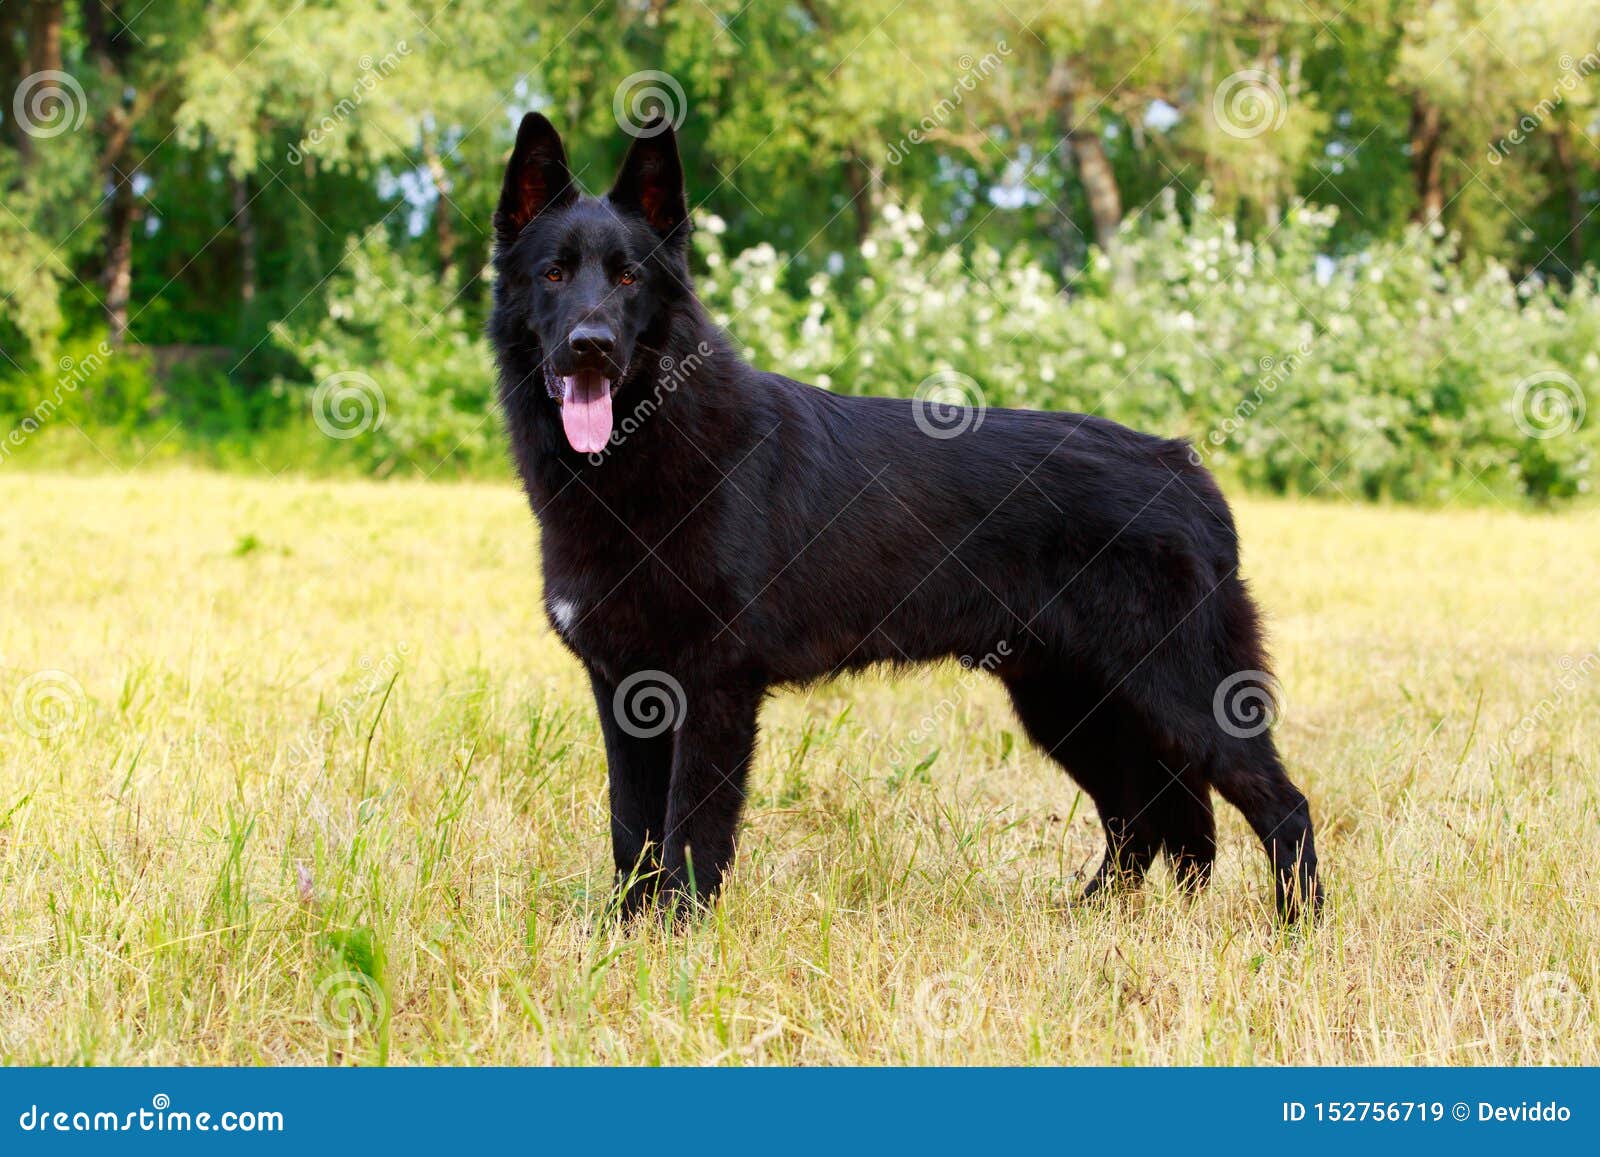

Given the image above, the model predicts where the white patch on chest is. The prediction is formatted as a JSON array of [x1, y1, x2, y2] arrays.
[[547, 596, 578, 633]]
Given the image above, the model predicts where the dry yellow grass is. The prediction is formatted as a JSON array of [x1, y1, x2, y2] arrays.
[[0, 469, 1596, 1065]]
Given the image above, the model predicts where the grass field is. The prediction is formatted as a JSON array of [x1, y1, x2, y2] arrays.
[[1, 469, 1596, 1065]]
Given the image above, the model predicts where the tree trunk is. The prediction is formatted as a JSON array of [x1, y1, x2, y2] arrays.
[[843, 147, 881, 244], [233, 172, 258, 320], [89, 0, 137, 344], [27, 2, 63, 73], [423, 141, 457, 284], [1550, 124, 1585, 275], [9, 1, 65, 170], [104, 154, 135, 344], [1050, 61, 1125, 288], [1409, 93, 1444, 225]]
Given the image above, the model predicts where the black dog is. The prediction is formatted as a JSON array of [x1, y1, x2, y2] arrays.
[[489, 112, 1321, 922]]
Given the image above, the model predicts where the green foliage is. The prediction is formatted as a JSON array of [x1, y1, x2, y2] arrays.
[[0, 333, 158, 431], [269, 230, 498, 475], [695, 199, 1598, 503], [3, 0, 1598, 500]]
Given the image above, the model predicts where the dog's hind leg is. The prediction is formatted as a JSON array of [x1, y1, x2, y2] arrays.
[[1205, 731, 1320, 920], [1145, 761, 1216, 895], [1113, 656, 1320, 920], [1002, 672, 1160, 899]]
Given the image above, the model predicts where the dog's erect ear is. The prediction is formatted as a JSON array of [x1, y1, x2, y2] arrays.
[[607, 120, 688, 241], [495, 113, 577, 246]]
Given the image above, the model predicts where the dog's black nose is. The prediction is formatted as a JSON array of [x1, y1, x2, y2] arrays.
[[568, 325, 616, 359]]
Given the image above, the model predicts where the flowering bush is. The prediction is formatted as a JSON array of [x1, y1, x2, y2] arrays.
[[697, 196, 1598, 502], [271, 231, 497, 475], [246, 198, 1596, 500]]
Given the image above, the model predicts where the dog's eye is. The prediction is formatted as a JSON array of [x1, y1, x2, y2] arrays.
[[543, 267, 563, 282], [618, 269, 636, 286]]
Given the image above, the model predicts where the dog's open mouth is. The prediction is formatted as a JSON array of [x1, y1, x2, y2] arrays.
[[558, 370, 613, 454]]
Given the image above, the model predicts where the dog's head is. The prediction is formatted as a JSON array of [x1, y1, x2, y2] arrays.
[[491, 113, 691, 454]]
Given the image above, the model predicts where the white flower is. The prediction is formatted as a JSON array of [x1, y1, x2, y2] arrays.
[[700, 213, 728, 235]]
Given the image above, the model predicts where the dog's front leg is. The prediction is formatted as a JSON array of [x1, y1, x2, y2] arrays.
[[659, 681, 762, 913], [589, 668, 674, 918]]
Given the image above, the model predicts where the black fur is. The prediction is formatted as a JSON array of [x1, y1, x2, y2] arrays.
[[489, 113, 1322, 922]]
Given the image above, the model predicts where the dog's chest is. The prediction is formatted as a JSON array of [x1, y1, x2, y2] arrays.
[[539, 525, 725, 680]]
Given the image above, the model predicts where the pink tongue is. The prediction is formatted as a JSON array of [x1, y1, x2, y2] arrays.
[[560, 371, 613, 454]]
